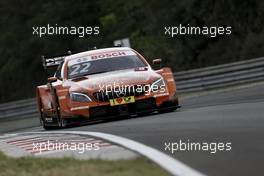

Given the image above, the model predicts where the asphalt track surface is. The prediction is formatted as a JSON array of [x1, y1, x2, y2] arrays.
[[9, 84, 264, 176]]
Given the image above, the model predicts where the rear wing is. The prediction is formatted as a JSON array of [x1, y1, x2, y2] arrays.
[[42, 51, 72, 70], [41, 55, 67, 70]]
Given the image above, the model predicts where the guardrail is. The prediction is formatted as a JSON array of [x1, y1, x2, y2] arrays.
[[0, 98, 38, 121], [0, 57, 264, 121], [175, 57, 264, 92]]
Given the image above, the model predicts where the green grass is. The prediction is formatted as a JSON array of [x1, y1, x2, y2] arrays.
[[0, 152, 169, 176]]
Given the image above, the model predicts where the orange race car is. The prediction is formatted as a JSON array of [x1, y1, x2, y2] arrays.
[[36, 47, 180, 129]]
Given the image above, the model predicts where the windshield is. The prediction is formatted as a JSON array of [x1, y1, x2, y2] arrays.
[[67, 54, 147, 79]]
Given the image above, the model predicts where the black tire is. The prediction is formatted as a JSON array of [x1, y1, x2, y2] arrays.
[[40, 111, 60, 130], [43, 123, 56, 130], [158, 107, 177, 113], [137, 111, 152, 117]]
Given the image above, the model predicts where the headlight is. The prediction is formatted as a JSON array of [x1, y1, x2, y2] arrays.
[[69, 92, 92, 102], [151, 78, 166, 92]]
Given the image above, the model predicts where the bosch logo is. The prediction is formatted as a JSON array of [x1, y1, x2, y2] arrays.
[[91, 51, 127, 59]]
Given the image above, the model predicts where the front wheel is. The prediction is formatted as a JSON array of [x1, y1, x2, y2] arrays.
[[43, 123, 56, 130], [40, 111, 61, 130]]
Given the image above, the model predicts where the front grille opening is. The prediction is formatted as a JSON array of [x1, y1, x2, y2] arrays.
[[93, 85, 145, 102]]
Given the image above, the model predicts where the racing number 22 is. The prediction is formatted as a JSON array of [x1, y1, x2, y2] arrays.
[[69, 63, 91, 76]]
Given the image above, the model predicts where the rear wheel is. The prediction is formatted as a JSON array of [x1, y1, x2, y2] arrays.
[[137, 111, 153, 117], [158, 107, 177, 113]]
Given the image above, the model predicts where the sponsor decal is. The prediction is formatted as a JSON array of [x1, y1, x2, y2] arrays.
[[68, 50, 136, 66], [109, 96, 135, 106]]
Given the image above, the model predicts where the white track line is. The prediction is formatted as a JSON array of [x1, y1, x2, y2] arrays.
[[8, 131, 205, 176]]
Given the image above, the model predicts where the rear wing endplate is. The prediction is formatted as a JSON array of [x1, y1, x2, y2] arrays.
[[41, 55, 67, 70]]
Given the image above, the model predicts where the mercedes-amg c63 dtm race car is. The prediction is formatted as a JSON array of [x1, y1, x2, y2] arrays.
[[36, 47, 180, 129]]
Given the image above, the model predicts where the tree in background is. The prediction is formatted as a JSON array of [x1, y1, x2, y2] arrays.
[[0, 0, 264, 102]]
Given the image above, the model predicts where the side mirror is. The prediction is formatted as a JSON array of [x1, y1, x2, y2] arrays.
[[47, 77, 58, 83], [152, 58, 162, 69], [152, 58, 162, 65]]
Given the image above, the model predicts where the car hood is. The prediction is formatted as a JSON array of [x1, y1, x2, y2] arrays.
[[66, 68, 161, 92]]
